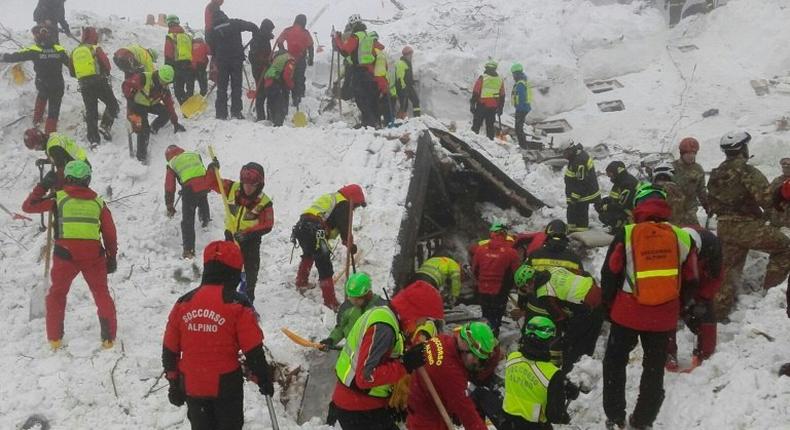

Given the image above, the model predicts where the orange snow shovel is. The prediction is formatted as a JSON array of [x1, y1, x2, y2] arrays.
[[10, 63, 27, 85], [182, 84, 216, 118], [281, 328, 340, 351]]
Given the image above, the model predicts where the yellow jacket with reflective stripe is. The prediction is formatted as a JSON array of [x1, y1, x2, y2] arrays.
[[128, 44, 155, 74], [224, 183, 272, 234], [168, 152, 206, 184], [335, 306, 404, 398], [133, 72, 155, 106], [481, 75, 504, 100], [56, 190, 104, 240], [503, 351, 559, 423], [46, 133, 88, 163], [168, 32, 193, 62], [536, 267, 594, 305], [302, 192, 346, 239], [416, 257, 462, 298], [72, 44, 98, 79]]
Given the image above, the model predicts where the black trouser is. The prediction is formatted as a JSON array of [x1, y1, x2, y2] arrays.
[[79, 76, 119, 145], [173, 61, 195, 104], [397, 84, 420, 116], [180, 187, 210, 253], [379, 92, 394, 125], [561, 310, 604, 372], [215, 60, 243, 119], [501, 416, 553, 430], [294, 219, 333, 280], [292, 56, 307, 106], [128, 102, 170, 162], [335, 405, 398, 430], [472, 105, 497, 140], [191, 63, 208, 96], [266, 82, 290, 127], [35, 79, 64, 122], [352, 67, 379, 128], [185, 370, 244, 430], [479, 293, 508, 336], [566, 201, 591, 231], [239, 237, 261, 301], [603, 322, 669, 428], [515, 111, 529, 149]]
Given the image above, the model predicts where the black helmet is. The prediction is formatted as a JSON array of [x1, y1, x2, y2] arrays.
[[605, 160, 626, 176], [294, 14, 307, 27], [544, 219, 568, 239]]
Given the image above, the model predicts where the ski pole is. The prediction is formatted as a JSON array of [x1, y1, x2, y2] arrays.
[[328, 26, 335, 97], [265, 395, 280, 430]]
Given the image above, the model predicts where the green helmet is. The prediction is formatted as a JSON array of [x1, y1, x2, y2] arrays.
[[485, 60, 498, 70], [489, 222, 508, 233], [64, 160, 91, 180], [514, 264, 536, 288], [166, 15, 180, 25], [158, 65, 175, 84], [459, 321, 497, 360], [510, 63, 524, 73], [524, 316, 556, 341], [633, 182, 667, 206], [345, 272, 372, 298]]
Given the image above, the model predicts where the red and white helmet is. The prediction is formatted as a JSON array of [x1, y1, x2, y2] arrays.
[[24, 128, 46, 150]]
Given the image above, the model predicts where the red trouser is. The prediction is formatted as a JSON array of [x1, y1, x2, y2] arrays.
[[47, 254, 117, 342]]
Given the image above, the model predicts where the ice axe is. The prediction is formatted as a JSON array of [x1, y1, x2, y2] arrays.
[[0, 202, 33, 221]]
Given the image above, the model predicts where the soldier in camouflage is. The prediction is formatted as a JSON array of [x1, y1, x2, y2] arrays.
[[652, 162, 686, 226], [672, 137, 708, 225], [768, 157, 790, 228], [707, 131, 790, 319]]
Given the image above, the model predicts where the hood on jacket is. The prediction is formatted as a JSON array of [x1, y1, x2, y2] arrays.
[[633, 198, 672, 223], [260, 19, 275, 36], [391, 281, 444, 331], [294, 14, 307, 28]]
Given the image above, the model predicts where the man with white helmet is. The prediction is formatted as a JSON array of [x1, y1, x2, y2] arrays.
[[651, 162, 685, 225], [706, 131, 790, 319]]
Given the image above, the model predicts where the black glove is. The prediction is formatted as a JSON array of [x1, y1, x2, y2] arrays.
[[224, 229, 234, 241], [258, 367, 274, 396], [166, 206, 176, 218], [173, 123, 186, 133], [401, 342, 427, 373], [319, 338, 335, 350], [683, 300, 707, 333], [167, 378, 185, 407], [106, 256, 117, 274], [207, 158, 220, 171], [234, 231, 247, 243], [307, 57, 314, 67], [348, 243, 358, 255], [564, 379, 580, 401], [40, 170, 58, 190]]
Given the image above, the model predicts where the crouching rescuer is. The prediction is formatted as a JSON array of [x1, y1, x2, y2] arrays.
[[162, 240, 274, 429]]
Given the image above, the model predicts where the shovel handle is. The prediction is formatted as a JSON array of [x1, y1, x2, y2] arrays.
[[417, 367, 454, 429]]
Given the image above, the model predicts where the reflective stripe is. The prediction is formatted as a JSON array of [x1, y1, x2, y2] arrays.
[[224, 183, 272, 234], [56, 190, 104, 240], [72, 44, 98, 79], [481, 75, 503, 99], [636, 269, 679, 279], [167, 152, 206, 184], [530, 258, 580, 272], [503, 351, 559, 423], [169, 32, 193, 61], [303, 192, 344, 222]]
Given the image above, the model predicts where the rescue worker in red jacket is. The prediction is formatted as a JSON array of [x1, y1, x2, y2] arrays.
[[0, 25, 69, 133], [263, 51, 296, 127], [332, 281, 444, 430], [293, 184, 366, 310], [601, 184, 699, 430], [70, 27, 118, 146], [274, 14, 314, 107], [164, 15, 194, 104], [22, 160, 118, 350], [472, 222, 522, 335], [112, 44, 155, 78], [406, 321, 496, 430], [666, 226, 722, 371], [204, 160, 274, 303], [471, 60, 505, 140], [164, 145, 211, 259], [162, 240, 274, 430], [122, 65, 186, 163], [191, 38, 211, 97], [332, 18, 385, 128]]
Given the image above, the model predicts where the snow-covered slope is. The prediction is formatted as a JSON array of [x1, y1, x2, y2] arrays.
[[1, 0, 789, 429]]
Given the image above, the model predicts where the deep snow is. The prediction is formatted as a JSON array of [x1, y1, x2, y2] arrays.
[[0, 0, 789, 429]]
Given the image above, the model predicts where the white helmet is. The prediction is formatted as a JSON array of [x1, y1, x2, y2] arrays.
[[719, 130, 751, 152], [348, 14, 362, 25], [652, 161, 675, 181], [555, 137, 578, 152]]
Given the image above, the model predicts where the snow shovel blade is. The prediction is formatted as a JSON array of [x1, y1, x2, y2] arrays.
[[281, 328, 335, 350], [292, 111, 308, 128], [11, 63, 27, 86], [181, 94, 208, 118]]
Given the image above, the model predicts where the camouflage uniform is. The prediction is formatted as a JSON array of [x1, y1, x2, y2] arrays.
[[673, 159, 708, 225], [657, 181, 687, 226], [769, 175, 790, 228], [707, 157, 790, 319]]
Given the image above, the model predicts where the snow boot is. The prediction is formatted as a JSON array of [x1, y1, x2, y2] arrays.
[[49, 339, 63, 351], [319, 277, 340, 311], [44, 118, 58, 134], [780, 362, 790, 377], [33, 97, 46, 126], [605, 419, 625, 430], [628, 414, 652, 430], [295, 257, 313, 289], [695, 322, 717, 361], [665, 353, 679, 372]]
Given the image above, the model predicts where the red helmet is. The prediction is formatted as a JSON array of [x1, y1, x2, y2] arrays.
[[165, 144, 184, 161], [82, 27, 99, 44], [203, 240, 243, 270], [240, 162, 265, 186], [338, 184, 366, 207], [679, 137, 700, 154], [24, 128, 46, 150], [402, 46, 414, 56]]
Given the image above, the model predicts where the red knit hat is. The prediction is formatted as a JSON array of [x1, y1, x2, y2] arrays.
[[391, 281, 444, 328], [203, 240, 243, 270]]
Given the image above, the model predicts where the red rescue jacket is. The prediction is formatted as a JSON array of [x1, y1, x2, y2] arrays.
[[162, 283, 263, 397], [22, 184, 118, 259], [204, 166, 274, 236], [192, 39, 211, 68], [472, 73, 505, 109], [472, 233, 521, 295], [274, 25, 313, 60], [406, 334, 487, 430], [122, 72, 179, 125], [332, 32, 384, 75]]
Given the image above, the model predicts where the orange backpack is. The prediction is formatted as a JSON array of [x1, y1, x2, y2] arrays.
[[628, 223, 681, 305]]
